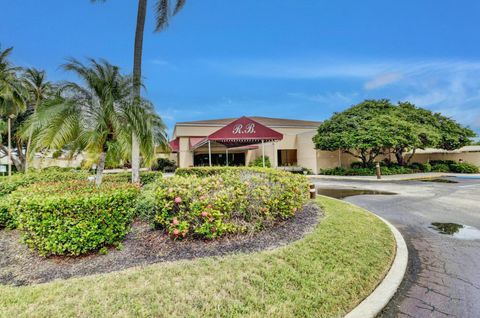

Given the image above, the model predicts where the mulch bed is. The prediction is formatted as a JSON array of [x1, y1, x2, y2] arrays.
[[0, 202, 322, 286]]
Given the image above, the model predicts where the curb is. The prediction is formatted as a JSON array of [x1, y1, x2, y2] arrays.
[[344, 214, 408, 318], [308, 173, 451, 183]]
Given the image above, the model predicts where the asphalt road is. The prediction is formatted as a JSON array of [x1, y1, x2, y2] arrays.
[[312, 177, 480, 318]]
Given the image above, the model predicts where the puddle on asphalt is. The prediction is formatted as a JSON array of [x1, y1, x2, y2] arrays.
[[418, 178, 458, 184], [430, 222, 480, 240], [316, 188, 396, 199]]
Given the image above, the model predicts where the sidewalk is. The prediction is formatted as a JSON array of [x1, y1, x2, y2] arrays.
[[307, 172, 480, 182]]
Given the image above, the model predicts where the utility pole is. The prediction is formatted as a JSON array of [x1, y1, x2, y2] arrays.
[[7, 115, 13, 177]]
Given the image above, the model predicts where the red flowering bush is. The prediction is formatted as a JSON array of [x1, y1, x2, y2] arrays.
[[141, 168, 310, 240]]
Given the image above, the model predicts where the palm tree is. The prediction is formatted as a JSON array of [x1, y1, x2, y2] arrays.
[[21, 68, 53, 172], [0, 46, 27, 176], [92, 0, 186, 183], [27, 58, 167, 185]]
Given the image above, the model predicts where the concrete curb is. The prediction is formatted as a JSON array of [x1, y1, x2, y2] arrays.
[[308, 173, 452, 183], [344, 214, 408, 318]]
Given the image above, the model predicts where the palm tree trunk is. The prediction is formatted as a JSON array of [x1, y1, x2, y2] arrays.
[[25, 102, 37, 174], [131, 0, 147, 184], [95, 151, 107, 186]]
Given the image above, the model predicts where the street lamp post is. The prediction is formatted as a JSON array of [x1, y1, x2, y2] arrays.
[[7, 114, 14, 177]]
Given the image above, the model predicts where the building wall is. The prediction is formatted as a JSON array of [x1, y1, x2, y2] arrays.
[[173, 123, 480, 172], [406, 152, 480, 166]]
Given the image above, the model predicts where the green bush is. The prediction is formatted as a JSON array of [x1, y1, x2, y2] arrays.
[[0, 170, 90, 197], [321, 164, 415, 176], [431, 163, 450, 172], [430, 160, 456, 166], [350, 162, 375, 169], [103, 171, 162, 185], [0, 200, 14, 229], [175, 166, 241, 177], [449, 162, 479, 173], [12, 181, 140, 256], [249, 156, 271, 168], [142, 168, 310, 240], [152, 158, 177, 172]]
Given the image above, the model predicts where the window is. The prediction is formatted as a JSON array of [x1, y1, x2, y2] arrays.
[[277, 149, 297, 166]]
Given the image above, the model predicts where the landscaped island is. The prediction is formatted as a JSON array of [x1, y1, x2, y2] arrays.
[[0, 167, 396, 317], [1, 168, 309, 256]]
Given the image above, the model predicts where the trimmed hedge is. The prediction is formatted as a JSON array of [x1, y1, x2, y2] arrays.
[[321, 161, 479, 176], [103, 171, 163, 185], [8, 181, 140, 256], [449, 162, 479, 173], [141, 168, 310, 239], [0, 170, 90, 198]]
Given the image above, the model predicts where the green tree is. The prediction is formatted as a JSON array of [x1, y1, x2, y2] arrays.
[[313, 100, 397, 166], [313, 99, 477, 167], [391, 102, 475, 165], [21, 68, 54, 172], [26, 59, 167, 185], [0, 46, 27, 174], [92, 0, 186, 183]]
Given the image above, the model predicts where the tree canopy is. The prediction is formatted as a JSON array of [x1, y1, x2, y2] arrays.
[[23, 58, 167, 185], [313, 99, 477, 166]]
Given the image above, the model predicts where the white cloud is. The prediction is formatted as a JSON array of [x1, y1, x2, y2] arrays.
[[150, 59, 170, 66], [288, 92, 356, 107], [364, 72, 403, 90]]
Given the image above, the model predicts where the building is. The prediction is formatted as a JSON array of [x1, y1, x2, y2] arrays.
[[169, 116, 324, 172], [169, 116, 480, 173], [2, 116, 477, 173]]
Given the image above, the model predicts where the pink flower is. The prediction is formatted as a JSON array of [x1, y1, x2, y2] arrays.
[[173, 229, 180, 236], [172, 219, 179, 225], [201, 211, 208, 217], [175, 197, 182, 204]]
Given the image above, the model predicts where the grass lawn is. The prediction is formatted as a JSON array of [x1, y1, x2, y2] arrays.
[[0, 196, 395, 318]]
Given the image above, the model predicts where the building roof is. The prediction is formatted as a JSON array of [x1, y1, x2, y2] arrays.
[[175, 116, 322, 129]]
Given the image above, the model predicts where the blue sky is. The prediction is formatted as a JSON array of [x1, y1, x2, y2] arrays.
[[2, 0, 480, 136]]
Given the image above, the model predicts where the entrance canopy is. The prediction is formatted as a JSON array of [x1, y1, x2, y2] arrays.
[[169, 116, 284, 152], [207, 116, 283, 148], [169, 116, 284, 168]]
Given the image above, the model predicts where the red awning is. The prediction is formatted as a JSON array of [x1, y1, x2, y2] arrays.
[[207, 116, 283, 148], [170, 117, 283, 152], [169, 138, 179, 152], [189, 137, 206, 149]]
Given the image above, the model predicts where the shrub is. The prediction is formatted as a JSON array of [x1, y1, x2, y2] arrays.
[[249, 156, 271, 168], [320, 164, 415, 176], [449, 162, 479, 173], [175, 166, 246, 177], [431, 163, 450, 172], [430, 160, 456, 166], [0, 200, 14, 229], [142, 168, 310, 240], [12, 181, 140, 256], [152, 158, 177, 172], [409, 162, 431, 172], [0, 170, 90, 197], [103, 171, 162, 185], [350, 162, 375, 169]]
